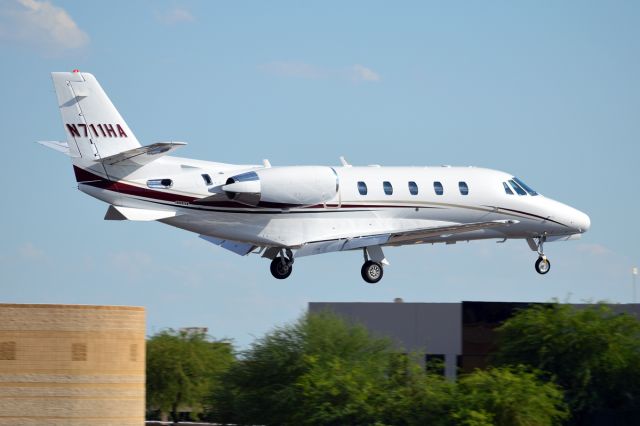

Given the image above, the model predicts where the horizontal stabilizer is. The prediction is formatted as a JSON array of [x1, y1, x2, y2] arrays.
[[38, 140, 79, 157], [104, 205, 177, 221], [199, 235, 256, 256], [100, 141, 187, 166]]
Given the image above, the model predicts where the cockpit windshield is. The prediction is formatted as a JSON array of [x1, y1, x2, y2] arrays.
[[512, 177, 539, 196]]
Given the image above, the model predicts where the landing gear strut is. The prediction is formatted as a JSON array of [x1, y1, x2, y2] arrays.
[[361, 248, 384, 284], [533, 236, 551, 275], [270, 249, 294, 280]]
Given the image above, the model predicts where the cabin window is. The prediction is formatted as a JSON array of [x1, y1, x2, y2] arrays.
[[147, 179, 173, 189], [408, 181, 418, 195], [383, 181, 393, 195], [513, 177, 539, 196], [357, 181, 368, 195], [503, 182, 514, 195], [509, 179, 527, 196], [201, 174, 212, 185], [433, 181, 444, 195], [458, 181, 469, 195]]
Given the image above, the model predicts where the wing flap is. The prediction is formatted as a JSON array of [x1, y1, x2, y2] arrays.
[[199, 235, 256, 256], [100, 141, 187, 166], [295, 219, 518, 258], [387, 219, 518, 244], [295, 234, 390, 258]]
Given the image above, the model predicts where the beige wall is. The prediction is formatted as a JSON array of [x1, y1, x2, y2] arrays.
[[0, 304, 145, 426]]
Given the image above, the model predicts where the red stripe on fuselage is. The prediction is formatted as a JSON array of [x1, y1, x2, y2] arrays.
[[72, 166, 447, 211], [73, 166, 197, 203]]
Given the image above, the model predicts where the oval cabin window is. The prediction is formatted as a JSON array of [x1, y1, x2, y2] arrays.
[[383, 181, 393, 195], [459, 181, 469, 195], [408, 181, 418, 195], [357, 181, 368, 195]]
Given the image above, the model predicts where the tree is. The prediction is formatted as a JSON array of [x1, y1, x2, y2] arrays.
[[208, 311, 573, 425], [376, 355, 456, 426], [146, 329, 233, 423], [493, 303, 640, 422], [453, 366, 568, 426], [211, 311, 396, 425]]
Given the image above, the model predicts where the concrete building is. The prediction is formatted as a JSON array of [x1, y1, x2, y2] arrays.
[[0, 304, 145, 426], [309, 301, 640, 380]]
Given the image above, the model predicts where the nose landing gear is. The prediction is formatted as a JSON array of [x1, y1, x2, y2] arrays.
[[532, 236, 551, 275], [270, 249, 294, 279], [535, 256, 551, 274]]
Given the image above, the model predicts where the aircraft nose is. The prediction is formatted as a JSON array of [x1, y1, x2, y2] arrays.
[[570, 208, 591, 233]]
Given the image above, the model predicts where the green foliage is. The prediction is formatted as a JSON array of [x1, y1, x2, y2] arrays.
[[493, 303, 640, 419], [376, 356, 456, 426], [146, 329, 233, 422], [147, 304, 640, 424], [212, 311, 394, 425], [209, 311, 569, 426], [453, 366, 568, 426]]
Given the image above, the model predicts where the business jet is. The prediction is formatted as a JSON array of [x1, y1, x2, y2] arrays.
[[41, 71, 590, 283]]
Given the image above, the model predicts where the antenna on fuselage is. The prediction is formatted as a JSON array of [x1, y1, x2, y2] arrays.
[[339, 156, 352, 167], [263, 159, 272, 168]]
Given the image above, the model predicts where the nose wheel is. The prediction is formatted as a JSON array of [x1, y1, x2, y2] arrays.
[[535, 257, 551, 274], [361, 260, 383, 284], [532, 236, 551, 275], [270, 249, 293, 280]]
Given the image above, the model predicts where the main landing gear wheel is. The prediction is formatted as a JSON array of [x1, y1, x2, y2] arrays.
[[535, 257, 551, 275], [361, 260, 383, 284], [270, 257, 292, 279]]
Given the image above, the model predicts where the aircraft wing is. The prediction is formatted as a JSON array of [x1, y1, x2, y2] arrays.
[[99, 141, 187, 166], [199, 235, 256, 256], [294, 219, 518, 258]]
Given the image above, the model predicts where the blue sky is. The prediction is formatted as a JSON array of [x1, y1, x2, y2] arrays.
[[0, 1, 638, 347]]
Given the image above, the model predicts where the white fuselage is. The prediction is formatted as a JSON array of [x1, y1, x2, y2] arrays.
[[77, 155, 590, 248], [47, 70, 590, 282]]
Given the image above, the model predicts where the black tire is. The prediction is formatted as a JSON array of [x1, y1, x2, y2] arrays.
[[535, 257, 551, 275], [270, 257, 292, 279], [361, 261, 383, 284]]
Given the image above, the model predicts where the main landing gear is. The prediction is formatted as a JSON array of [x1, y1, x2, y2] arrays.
[[361, 247, 386, 284], [532, 236, 551, 275], [362, 261, 383, 283], [270, 249, 294, 280]]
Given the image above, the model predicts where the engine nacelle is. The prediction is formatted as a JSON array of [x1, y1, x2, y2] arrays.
[[223, 166, 338, 207]]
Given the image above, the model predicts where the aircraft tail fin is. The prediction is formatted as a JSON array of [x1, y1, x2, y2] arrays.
[[51, 71, 141, 161]]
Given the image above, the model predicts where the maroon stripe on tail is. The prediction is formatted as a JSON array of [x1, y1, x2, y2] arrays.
[[73, 165, 197, 203], [73, 165, 104, 183]]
